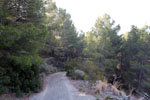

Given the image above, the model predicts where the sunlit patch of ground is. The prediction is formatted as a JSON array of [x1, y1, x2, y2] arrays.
[[79, 93, 86, 96]]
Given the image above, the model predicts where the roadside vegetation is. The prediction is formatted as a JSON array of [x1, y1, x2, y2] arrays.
[[0, 0, 150, 98]]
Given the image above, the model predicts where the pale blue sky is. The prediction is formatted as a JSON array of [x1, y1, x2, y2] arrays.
[[54, 0, 150, 34]]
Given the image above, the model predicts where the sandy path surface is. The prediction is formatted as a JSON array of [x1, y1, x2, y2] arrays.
[[29, 72, 96, 100]]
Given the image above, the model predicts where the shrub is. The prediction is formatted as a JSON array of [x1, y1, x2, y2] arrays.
[[40, 59, 57, 75], [0, 55, 42, 96], [0, 66, 10, 95], [10, 56, 42, 93], [65, 58, 104, 81], [106, 96, 112, 100], [72, 69, 85, 80], [79, 60, 104, 81], [143, 81, 150, 94]]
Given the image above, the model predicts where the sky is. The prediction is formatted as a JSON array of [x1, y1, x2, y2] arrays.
[[53, 0, 150, 34]]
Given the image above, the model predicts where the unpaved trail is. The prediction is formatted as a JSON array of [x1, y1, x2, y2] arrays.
[[29, 72, 96, 100]]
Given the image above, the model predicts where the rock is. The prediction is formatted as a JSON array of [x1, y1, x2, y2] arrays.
[[120, 96, 135, 100]]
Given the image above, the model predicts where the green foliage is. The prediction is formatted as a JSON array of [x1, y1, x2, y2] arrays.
[[0, 55, 42, 96], [83, 31, 100, 59], [120, 26, 150, 93], [0, 0, 150, 96], [80, 60, 104, 81], [0, 0, 84, 96], [0, 55, 43, 96], [65, 58, 104, 81], [83, 14, 150, 94], [72, 69, 86, 80], [0, 0, 45, 24], [84, 14, 121, 79], [0, 24, 20, 48], [0, 0, 47, 96], [106, 96, 112, 100], [0, 66, 10, 95]]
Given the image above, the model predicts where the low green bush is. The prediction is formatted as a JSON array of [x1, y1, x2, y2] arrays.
[[65, 58, 104, 81], [0, 55, 42, 96], [72, 69, 86, 80]]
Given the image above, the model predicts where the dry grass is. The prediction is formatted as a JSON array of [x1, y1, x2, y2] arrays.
[[113, 81, 123, 89], [119, 91, 126, 97], [95, 80, 108, 94], [94, 80, 127, 97], [111, 85, 120, 96], [70, 79, 140, 100]]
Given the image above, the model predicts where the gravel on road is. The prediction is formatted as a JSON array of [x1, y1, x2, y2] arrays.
[[29, 72, 96, 100]]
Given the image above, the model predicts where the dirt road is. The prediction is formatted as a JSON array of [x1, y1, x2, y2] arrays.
[[29, 72, 96, 100]]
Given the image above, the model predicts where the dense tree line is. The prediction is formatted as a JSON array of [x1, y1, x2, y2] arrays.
[[83, 14, 150, 94], [0, 0, 150, 97], [120, 26, 150, 94], [0, 0, 84, 96]]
